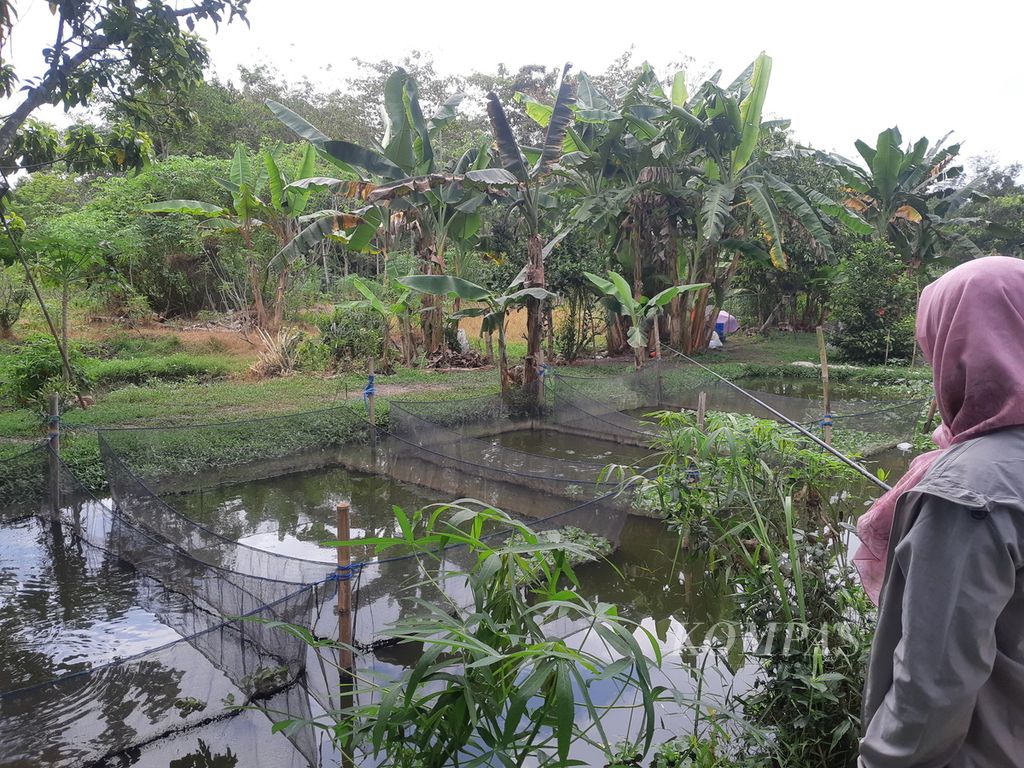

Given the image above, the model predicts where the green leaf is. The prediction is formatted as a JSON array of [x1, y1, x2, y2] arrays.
[[764, 173, 834, 258], [399, 274, 492, 302], [670, 71, 688, 107], [263, 150, 285, 212], [287, 143, 319, 216], [322, 140, 405, 180], [485, 93, 528, 181], [807, 190, 874, 235], [554, 664, 574, 764], [700, 182, 735, 244], [272, 213, 368, 268], [744, 180, 786, 268], [383, 69, 417, 172], [537, 67, 576, 176], [265, 99, 330, 145], [514, 92, 553, 128], [731, 52, 772, 172], [872, 127, 903, 204], [141, 200, 228, 217], [428, 93, 465, 135]]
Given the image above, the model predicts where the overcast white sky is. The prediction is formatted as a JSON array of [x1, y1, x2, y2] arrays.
[[5, 0, 1023, 170]]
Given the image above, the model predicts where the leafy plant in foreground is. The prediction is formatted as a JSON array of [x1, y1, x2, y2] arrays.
[[273, 502, 720, 767]]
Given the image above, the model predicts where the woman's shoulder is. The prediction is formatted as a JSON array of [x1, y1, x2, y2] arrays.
[[916, 426, 1024, 511]]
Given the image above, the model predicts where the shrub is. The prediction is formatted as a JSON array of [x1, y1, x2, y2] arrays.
[[5, 335, 92, 406], [315, 305, 386, 365], [0, 266, 29, 338], [830, 241, 917, 364]]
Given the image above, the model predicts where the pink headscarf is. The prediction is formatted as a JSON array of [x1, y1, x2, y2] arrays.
[[854, 256, 1024, 604]]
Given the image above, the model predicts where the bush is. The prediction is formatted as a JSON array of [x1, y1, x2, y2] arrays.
[[5, 335, 92, 406], [830, 241, 917, 364], [314, 305, 386, 365], [0, 266, 29, 338]]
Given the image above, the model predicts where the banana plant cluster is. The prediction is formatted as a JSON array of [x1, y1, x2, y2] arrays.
[[398, 274, 555, 393], [585, 271, 707, 368], [810, 128, 985, 271], [142, 142, 336, 331], [339, 274, 417, 371], [266, 69, 518, 354]]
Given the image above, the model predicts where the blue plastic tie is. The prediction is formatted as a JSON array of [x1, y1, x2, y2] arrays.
[[330, 563, 364, 582], [819, 413, 833, 428], [363, 374, 376, 406]]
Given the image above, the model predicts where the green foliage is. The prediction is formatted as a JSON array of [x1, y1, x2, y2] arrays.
[[314, 306, 387, 365], [5, 335, 92, 406], [636, 410, 860, 550], [84, 354, 238, 387], [293, 502, 669, 767], [830, 241, 917, 364]]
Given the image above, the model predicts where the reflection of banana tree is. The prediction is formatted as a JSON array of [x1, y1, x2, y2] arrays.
[[399, 274, 555, 393], [585, 271, 707, 368], [142, 143, 330, 331], [340, 275, 417, 371], [267, 69, 500, 355]]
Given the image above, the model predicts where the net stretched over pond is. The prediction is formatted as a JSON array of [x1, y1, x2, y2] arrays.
[[0, 443, 49, 517], [0, 449, 328, 768], [98, 402, 631, 644], [547, 359, 928, 451]]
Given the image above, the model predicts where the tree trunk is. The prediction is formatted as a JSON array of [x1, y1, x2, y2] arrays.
[[497, 320, 510, 395], [61, 283, 69, 359], [416, 233, 445, 355], [269, 265, 289, 332], [545, 304, 555, 362], [401, 314, 414, 366], [523, 234, 545, 385], [485, 331, 494, 364]]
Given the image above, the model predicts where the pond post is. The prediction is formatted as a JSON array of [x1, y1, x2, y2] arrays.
[[336, 501, 354, 674], [367, 357, 376, 446], [816, 326, 833, 446], [696, 391, 707, 431], [47, 392, 60, 515], [923, 398, 938, 433]]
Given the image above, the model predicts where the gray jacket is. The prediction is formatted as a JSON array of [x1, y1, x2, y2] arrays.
[[860, 426, 1024, 767]]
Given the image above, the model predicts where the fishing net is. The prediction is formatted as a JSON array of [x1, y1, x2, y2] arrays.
[[0, 450, 328, 768], [0, 444, 49, 517], [548, 358, 927, 452]]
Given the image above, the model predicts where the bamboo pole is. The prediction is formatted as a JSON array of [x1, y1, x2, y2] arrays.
[[696, 391, 707, 432], [367, 357, 376, 443], [336, 501, 354, 674], [923, 398, 938, 434], [816, 326, 833, 446], [47, 392, 60, 516]]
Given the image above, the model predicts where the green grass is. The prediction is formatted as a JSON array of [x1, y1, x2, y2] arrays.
[[84, 353, 244, 386]]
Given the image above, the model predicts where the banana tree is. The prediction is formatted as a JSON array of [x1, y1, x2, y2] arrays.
[[585, 271, 708, 368], [338, 275, 417, 371], [266, 69, 499, 354], [399, 274, 555, 394], [485, 63, 577, 387], [811, 128, 982, 271], [646, 53, 841, 352], [142, 142, 356, 331]]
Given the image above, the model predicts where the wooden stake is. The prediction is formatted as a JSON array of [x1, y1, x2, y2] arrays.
[[696, 391, 707, 432], [816, 326, 832, 446], [47, 393, 60, 515], [367, 357, 376, 434], [336, 501, 354, 674], [923, 398, 938, 434]]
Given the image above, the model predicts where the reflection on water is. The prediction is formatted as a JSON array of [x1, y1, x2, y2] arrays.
[[0, 516, 181, 690], [173, 468, 440, 564], [1, 396, 921, 766]]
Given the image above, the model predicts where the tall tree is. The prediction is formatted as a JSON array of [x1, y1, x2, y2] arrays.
[[0, 1, 249, 159], [485, 64, 576, 385]]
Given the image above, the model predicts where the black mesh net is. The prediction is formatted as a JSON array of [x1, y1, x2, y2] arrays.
[[0, 450, 328, 768], [0, 444, 49, 517], [548, 358, 927, 451]]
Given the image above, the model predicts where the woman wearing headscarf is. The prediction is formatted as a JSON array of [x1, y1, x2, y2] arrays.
[[855, 256, 1024, 767]]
